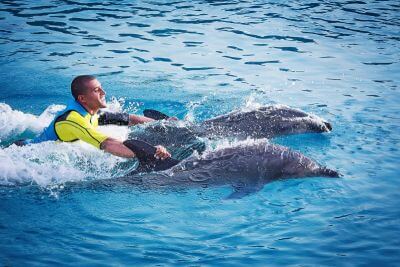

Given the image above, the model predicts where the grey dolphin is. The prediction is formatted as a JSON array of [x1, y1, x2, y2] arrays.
[[93, 140, 339, 199], [200, 104, 332, 139], [130, 105, 333, 158]]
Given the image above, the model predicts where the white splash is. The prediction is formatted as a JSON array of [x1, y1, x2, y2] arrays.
[[0, 103, 64, 140], [243, 94, 264, 111], [98, 125, 130, 141], [102, 96, 125, 113], [0, 101, 137, 187], [184, 96, 208, 123], [201, 138, 271, 156], [0, 141, 128, 187]]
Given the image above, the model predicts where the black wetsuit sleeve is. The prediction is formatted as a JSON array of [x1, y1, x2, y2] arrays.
[[98, 111, 129, 126]]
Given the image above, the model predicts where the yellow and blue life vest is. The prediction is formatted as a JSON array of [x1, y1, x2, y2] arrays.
[[25, 100, 108, 149]]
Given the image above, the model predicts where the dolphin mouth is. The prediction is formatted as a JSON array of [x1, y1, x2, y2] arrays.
[[323, 121, 332, 132]]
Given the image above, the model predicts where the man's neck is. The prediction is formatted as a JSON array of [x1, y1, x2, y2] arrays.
[[77, 101, 98, 115]]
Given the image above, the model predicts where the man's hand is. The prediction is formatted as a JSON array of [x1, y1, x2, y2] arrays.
[[154, 145, 171, 160]]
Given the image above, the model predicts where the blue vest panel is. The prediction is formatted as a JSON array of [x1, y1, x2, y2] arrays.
[[26, 100, 90, 145]]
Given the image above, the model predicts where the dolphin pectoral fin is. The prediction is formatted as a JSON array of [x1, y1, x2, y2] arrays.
[[225, 184, 264, 200], [143, 109, 170, 120]]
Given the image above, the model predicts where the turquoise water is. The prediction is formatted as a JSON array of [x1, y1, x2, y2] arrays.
[[1, 0, 399, 265]]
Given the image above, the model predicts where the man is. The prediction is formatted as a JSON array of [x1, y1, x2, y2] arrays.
[[16, 75, 171, 160]]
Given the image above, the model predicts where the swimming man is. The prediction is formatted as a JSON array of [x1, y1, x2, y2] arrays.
[[15, 75, 171, 160]]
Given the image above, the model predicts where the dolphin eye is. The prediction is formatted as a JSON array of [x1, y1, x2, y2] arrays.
[[183, 161, 197, 170]]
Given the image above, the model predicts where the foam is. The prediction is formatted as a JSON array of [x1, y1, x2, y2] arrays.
[[0, 103, 65, 141], [184, 96, 208, 123], [0, 100, 135, 187], [205, 138, 270, 153], [0, 141, 128, 187]]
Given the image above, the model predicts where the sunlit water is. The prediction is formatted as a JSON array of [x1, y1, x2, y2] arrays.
[[1, 0, 399, 265]]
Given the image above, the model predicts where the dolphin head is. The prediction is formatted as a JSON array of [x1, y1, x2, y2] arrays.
[[270, 144, 340, 179], [202, 105, 333, 140], [237, 141, 340, 181], [255, 105, 333, 137], [279, 115, 332, 136]]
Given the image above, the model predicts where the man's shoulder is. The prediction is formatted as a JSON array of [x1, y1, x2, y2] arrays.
[[60, 110, 91, 126]]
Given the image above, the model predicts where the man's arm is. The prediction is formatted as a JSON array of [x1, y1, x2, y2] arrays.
[[56, 111, 170, 159], [98, 111, 155, 126], [100, 137, 171, 159], [98, 110, 178, 126], [100, 138, 135, 158], [128, 114, 154, 126]]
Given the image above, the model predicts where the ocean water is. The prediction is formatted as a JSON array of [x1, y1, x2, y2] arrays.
[[1, 0, 399, 266]]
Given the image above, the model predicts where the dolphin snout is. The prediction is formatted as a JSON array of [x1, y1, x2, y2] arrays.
[[318, 167, 341, 178], [323, 121, 332, 132]]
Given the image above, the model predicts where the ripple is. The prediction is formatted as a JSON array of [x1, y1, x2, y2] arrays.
[[222, 55, 242, 60], [182, 66, 216, 71], [1, 1, 400, 265], [148, 28, 204, 37], [119, 33, 154, 41], [27, 20, 66, 27], [132, 56, 150, 63], [127, 22, 151, 28], [83, 36, 122, 43], [41, 41, 75, 45], [48, 51, 83, 57], [244, 60, 280, 66], [168, 18, 221, 24], [133, 48, 150, 53], [342, 7, 381, 17], [69, 17, 105, 22], [108, 50, 130, 54], [274, 46, 303, 53], [153, 57, 172, 62], [81, 43, 102, 47], [362, 62, 395, 65], [96, 12, 131, 19], [227, 45, 243, 51], [183, 41, 203, 47], [217, 27, 315, 43], [96, 70, 124, 77]]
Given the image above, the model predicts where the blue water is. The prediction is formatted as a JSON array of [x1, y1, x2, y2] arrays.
[[1, 0, 399, 265]]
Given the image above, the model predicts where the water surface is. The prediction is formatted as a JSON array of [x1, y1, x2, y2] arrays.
[[0, 0, 399, 265]]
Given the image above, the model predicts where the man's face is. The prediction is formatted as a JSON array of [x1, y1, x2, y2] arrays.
[[81, 79, 107, 110]]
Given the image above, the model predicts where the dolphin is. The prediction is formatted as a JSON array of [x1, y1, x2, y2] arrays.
[[91, 140, 339, 199], [130, 105, 333, 159], [200, 104, 332, 139]]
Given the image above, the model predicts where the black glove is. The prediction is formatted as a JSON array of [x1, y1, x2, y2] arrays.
[[98, 111, 129, 126]]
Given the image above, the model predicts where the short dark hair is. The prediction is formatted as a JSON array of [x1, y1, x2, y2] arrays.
[[71, 75, 96, 100]]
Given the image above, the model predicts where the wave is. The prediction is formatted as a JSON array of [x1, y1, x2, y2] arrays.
[[0, 103, 64, 142], [0, 101, 133, 187]]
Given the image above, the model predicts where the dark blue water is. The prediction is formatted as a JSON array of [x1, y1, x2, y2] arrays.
[[1, 0, 399, 265]]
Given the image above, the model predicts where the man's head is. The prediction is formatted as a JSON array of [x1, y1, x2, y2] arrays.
[[71, 75, 107, 112]]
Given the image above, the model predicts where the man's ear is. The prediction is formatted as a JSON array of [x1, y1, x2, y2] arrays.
[[77, 95, 86, 103]]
